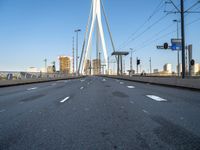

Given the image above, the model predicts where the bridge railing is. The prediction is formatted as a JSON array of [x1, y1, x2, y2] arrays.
[[0, 71, 73, 81]]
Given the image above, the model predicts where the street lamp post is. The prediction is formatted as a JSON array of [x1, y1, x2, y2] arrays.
[[173, 19, 181, 77], [130, 48, 134, 76], [75, 29, 81, 76]]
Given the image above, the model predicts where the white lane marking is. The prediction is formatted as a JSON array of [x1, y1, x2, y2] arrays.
[[0, 109, 6, 113], [27, 87, 38, 91], [129, 101, 134, 104], [80, 87, 84, 90], [51, 83, 57, 86], [127, 86, 135, 89], [146, 95, 167, 102], [80, 79, 85, 82], [120, 82, 124, 84], [60, 97, 70, 103], [142, 109, 150, 114], [102, 79, 106, 82]]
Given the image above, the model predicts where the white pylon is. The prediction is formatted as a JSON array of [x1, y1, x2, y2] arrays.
[[81, 0, 108, 74]]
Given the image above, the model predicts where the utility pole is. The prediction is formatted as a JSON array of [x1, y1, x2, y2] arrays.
[[44, 59, 47, 73], [99, 52, 101, 75], [72, 37, 75, 75], [75, 29, 81, 76], [130, 48, 133, 74], [136, 57, 138, 74], [108, 56, 110, 75], [173, 19, 181, 77], [180, 0, 186, 78], [149, 57, 152, 75]]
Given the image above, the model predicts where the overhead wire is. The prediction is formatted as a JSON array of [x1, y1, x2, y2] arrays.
[[117, 0, 165, 50]]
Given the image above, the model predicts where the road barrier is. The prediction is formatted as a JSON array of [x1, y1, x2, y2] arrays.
[[0, 71, 84, 87], [102, 75, 200, 90]]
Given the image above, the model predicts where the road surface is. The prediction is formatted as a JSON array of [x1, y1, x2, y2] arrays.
[[0, 76, 200, 150]]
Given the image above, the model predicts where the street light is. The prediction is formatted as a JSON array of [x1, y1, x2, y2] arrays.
[[130, 48, 136, 76], [173, 19, 181, 77], [75, 29, 81, 76]]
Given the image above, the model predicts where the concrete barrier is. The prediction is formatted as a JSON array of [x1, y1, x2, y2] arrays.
[[0, 76, 85, 88], [103, 75, 200, 90]]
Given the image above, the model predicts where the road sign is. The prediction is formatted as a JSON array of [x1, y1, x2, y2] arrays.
[[171, 39, 182, 51]]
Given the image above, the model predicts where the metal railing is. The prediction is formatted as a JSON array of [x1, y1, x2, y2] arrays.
[[0, 71, 73, 81]]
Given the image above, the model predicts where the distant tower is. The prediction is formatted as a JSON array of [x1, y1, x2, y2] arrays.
[[79, 0, 116, 75]]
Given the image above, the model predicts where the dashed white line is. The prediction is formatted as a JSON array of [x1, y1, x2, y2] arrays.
[[60, 97, 70, 103], [80, 79, 85, 82], [120, 82, 124, 84], [146, 95, 167, 102], [127, 86, 135, 89], [80, 87, 84, 90], [27, 87, 38, 91], [51, 83, 57, 86], [142, 109, 150, 114], [0, 109, 6, 113]]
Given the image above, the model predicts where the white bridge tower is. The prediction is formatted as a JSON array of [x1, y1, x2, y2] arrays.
[[78, 0, 116, 75]]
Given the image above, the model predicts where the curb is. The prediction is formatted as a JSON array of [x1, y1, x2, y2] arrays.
[[0, 76, 85, 88], [102, 76, 200, 91]]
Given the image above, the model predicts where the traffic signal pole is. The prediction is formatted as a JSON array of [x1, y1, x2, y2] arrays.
[[181, 0, 186, 78]]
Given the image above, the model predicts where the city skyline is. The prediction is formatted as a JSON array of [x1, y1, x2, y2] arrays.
[[0, 0, 200, 73]]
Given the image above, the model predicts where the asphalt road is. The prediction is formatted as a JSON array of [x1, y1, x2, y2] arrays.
[[0, 76, 200, 150]]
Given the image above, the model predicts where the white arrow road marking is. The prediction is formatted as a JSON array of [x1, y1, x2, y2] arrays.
[[27, 87, 38, 91], [60, 97, 70, 103], [127, 86, 135, 89], [146, 95, 167, 102]]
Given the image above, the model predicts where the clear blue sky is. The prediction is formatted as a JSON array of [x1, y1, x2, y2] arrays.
[[0, 0, 199, 72]]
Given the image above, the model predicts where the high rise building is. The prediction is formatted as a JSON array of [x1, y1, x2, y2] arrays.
[[163, 64, 172, 74], [92, 59, 101, 75], [84, 59, 91, 75], [59, 56, 71, 74]]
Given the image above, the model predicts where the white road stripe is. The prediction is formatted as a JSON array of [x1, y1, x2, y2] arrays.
[[60, 97, 70, 103], [142, 109, 150, 114], [146, 95, 167, 102], [120, 82, 124, 84], [80, 87, 84, 90], [0, 109, 6, 113], [51, 83, 57, 86], [27, 87, 38, 91], [102, 79, 106, 82], [127, 86, 135, 89]]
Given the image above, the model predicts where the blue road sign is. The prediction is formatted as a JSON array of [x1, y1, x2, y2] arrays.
[[171, 39, 182, 51]]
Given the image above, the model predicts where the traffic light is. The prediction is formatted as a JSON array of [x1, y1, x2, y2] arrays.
[[137, 59, 141, 65], [164, 43, 169, 49], [191, 59, 195, 66]]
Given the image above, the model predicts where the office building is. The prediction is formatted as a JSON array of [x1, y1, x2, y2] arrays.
[[84, 59, 91, 75], [59, 56, 71, 74], [163, 64, 172, 74], [93, 59, 101, 75]]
